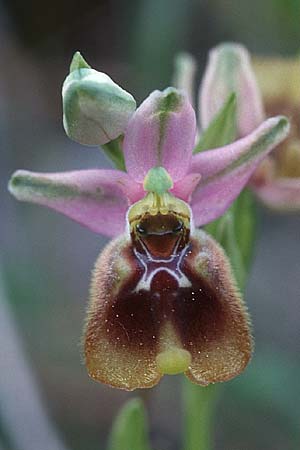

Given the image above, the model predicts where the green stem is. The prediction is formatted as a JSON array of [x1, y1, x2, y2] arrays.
[[101, 137, 126, 171], [182, 379, 219, 450]]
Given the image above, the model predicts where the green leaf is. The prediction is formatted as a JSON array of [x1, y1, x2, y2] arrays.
[[101, 137, 126, 171], [231, 188, 256, 271], [206, 209, 246, 290], [193, 93, 237, 153], [107, 398, 152, 450], [205, 189, 256, 291], [182, 379, 219, 450]]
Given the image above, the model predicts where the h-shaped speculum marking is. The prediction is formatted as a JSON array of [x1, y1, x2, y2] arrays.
[[133, 242, 192, 292]]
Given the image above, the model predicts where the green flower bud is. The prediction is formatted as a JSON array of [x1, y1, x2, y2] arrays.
[[62, 52, 136, 146]]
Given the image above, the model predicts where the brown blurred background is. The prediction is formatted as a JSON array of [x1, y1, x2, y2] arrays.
[[1, 0, 300, 449]]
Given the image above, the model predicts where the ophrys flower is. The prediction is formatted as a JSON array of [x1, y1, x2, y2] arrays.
[[9, 53, 289, 390], [198, 43, 300, 211]]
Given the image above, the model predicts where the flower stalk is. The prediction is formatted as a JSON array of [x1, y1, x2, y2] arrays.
[[101, 137, 126, 171], [183, 381, 219, 450]]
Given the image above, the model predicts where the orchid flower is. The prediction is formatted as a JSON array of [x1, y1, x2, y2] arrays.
[[9, 52, 289, 391], [251, 55, 300, 211], [197, 43, 300, 211]]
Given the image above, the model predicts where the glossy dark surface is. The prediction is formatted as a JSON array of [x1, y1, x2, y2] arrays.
[[131, 212, 190, 258]]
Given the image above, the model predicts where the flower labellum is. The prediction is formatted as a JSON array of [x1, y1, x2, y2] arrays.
[[63, 52, 136, 146], [9, 64, 290, 390]]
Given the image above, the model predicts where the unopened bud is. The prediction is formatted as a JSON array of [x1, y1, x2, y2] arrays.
[[62, 52, 136, 146], [200, 43, 265, 137]]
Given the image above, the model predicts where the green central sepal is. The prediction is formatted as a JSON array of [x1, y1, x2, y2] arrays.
[[143, 166, 173, 194]]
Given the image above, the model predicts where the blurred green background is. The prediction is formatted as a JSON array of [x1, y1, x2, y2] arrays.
[[1, 0, 300, 449]]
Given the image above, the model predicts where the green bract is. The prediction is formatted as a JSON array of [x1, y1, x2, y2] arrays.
[[194, 93, 237, 153], [62, 52, 136, 146]]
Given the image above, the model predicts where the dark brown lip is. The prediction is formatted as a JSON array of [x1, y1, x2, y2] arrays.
[[140, 233, 182, 258]]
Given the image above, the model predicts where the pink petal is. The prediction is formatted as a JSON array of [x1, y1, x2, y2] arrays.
[[9, 169, 143, 237], [200, 43, 265, 137], [189, 117, 290, 226], [171, 172, 201, 202], [251, 177, 300, 211], [123, 88, 196, 183]]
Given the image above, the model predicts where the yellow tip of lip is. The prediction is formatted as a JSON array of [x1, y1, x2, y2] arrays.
[[156, 348, 191, 375]]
